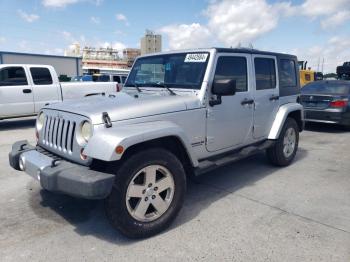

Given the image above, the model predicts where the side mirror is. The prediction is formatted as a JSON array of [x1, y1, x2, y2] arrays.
[[212, 79, 236, 96], [209, 79, 236, 106]]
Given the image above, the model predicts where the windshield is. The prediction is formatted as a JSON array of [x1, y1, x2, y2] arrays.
[[125, 52, 210, 90], [302, 81, 350, 95]]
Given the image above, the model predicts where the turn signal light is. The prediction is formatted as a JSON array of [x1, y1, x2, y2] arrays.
[[115, 145, 124, 154], [80, 148, 87, 160], [330, 99, 348, 108]]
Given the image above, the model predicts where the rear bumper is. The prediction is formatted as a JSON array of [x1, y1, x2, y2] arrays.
[[9, 140, 115, 199], [304, 109, 350, 126]]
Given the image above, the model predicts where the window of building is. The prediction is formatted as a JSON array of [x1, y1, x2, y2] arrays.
[[280, 59, 297, 87], [214, 56, 248, 92], [0, 67, 28, 86], [254, 58, 276, 90], [30, 67, 53, 85]]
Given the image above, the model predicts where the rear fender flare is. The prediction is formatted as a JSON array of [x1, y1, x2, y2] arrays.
[[268, 103, 304, 140]]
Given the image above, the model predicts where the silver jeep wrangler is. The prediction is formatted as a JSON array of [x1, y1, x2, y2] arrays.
[[9, 48, 304, 238]]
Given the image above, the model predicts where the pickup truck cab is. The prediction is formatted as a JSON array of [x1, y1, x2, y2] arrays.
[[9, 48, 304, 238], [0, 64, 119, 120]]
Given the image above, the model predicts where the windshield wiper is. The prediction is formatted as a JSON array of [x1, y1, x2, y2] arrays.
[[153, 83, 177, 96], [125, 83, 142, 93]]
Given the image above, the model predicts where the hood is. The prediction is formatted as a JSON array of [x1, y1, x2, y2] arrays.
[[44, 90, 202, 124]]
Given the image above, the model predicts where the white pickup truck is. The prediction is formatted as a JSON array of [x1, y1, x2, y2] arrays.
[[0, 64, 119, 120]]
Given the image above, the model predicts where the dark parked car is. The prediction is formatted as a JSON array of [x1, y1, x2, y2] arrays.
[[301, 80, 350, 128]]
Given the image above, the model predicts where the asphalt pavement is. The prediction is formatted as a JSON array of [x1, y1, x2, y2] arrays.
[[0, 117, 349, 261]]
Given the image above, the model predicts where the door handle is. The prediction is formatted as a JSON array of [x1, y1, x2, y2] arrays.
[[269, 95, 279, 101], [22, 89, 32, 94], [241, 98, 254, 105]]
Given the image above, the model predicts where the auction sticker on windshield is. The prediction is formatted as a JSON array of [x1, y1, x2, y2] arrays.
[[184, 53, 208, 63]]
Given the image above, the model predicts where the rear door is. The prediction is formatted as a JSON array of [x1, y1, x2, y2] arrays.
[[30, 66, 61, 112], [252, 55, 280, 139], [0, 66, 34, 117]]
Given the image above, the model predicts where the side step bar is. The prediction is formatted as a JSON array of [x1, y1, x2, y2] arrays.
[[194, 140, 274, 176]]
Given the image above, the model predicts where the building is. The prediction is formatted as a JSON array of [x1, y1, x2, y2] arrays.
[[140, 30, 162, 55], [82, 46, 129, 73], [123, 48, 141, 67], [0, 51, 82, 79]]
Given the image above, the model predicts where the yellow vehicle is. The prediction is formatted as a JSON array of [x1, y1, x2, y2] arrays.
[[298, 61, 315, 87]]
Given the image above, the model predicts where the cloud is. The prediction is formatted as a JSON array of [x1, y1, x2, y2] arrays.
[[161, 0, 294, 49], [206, 0, 289, 47], [17, 9, 40, 23], [300, 0, 350, 17], [160, 23, 212, 50], [0, 37, 6, 45], [320, 11, 350, 29], [42, 0, 80, 8], [90, 16, 100, 24], [294, 35, 350, 73], [116, 13, 129, 26]]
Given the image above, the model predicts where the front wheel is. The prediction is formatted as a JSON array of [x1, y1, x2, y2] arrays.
[[105, 148, 186, 238], [266, 118, 299, 166]]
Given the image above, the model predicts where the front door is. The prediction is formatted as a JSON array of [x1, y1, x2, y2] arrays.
[[0, 66, 34, 118], [252, 55, 280, 139], [206, 54, 254, 152]]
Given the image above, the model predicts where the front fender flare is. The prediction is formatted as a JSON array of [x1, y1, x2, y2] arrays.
[[268, 103, 304, 140], [84, 121, 199, 167]]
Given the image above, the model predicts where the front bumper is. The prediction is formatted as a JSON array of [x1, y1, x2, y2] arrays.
[[9, 140, 115, 199]]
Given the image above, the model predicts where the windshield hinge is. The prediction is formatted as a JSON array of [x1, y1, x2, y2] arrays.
[[102, 112, 112, 128]]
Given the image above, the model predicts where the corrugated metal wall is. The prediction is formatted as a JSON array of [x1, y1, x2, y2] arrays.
[[0, 52, 82, 77]]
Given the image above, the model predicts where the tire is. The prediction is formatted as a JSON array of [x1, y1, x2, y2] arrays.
[[105, 148, 186, 239], [266, 117, 299, 166]]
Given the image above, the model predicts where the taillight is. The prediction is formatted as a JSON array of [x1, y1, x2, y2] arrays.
[[330, 99, 348, 108], [116, 83, 121, 92]]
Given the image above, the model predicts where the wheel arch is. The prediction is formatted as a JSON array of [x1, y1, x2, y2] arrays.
[[268, 103, 304, 140]]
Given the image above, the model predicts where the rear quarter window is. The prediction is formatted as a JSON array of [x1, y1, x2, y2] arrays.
[[279, 59, 297, 87]]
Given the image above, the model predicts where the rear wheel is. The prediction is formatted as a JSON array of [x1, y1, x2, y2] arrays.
[[266, 118, 299, 166], [105, 148, 186, 238]]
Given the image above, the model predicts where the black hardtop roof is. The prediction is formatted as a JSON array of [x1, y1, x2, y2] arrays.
[[214, 47, 297, 59]]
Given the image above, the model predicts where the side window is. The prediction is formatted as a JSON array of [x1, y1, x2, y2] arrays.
[[254, 58, 276, 90], [0, 67, 28, 86], [121, 76, 127, 83], [30, 67, 53, 85], [280, 59, 297, 87], [214, 56, 248, 92]]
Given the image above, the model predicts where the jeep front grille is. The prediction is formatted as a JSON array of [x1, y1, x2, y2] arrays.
[[38, 109, 90, 166], [43, 116, 76, 153]]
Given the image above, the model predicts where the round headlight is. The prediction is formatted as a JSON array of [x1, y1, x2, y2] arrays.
[[36, 112, 45, 131], [81, 121, 92, 142]]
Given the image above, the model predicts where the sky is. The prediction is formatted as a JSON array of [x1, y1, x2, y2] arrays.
[[0, 0, 350, 73]]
